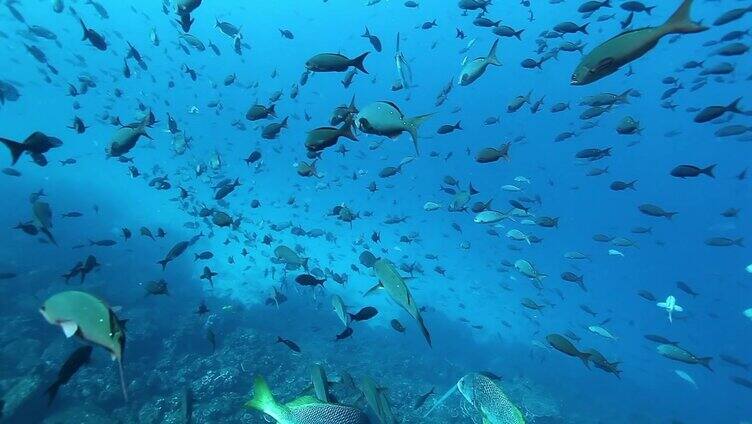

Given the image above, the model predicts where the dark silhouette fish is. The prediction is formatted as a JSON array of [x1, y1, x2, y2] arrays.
[[1, 132, 62, 166], [276, 336, 301, 353], [45, 346, 93, 405], [349, 306, 378, 322]]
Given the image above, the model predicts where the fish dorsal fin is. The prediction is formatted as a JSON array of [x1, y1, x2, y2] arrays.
[[382, 101, 403, 117], [61, 321, 78, 338], [364, 282, 383, 296]]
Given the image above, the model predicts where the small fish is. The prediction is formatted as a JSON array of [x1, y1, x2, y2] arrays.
[[276, 336, 301, 353], [413, 387, 435, 409]]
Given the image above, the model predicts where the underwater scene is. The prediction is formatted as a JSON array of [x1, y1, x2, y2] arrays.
[[0, 0, 750, 423]]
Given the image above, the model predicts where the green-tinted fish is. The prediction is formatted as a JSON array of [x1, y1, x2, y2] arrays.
[[310, 364, 330, 402], [245, 376, 369, 424], [366, 258, 431, 346], [33, 200, 53, 229], [331, 295, 349, 327], [572, 0, 707, 85], [547, 333, 592, 368], [246, 103, 276, 121], [475, 143, 510, 163], [360, 376, 396, 423], [458, 40, 501, 86], [274, 245, 309, 270], [514, 259, 547, 283], [305, 124, 357, 152], [107, 121, 151, 157], [40, 291, 128, 400], [657, 344, 713, 370], [585, 348, 622, 378], [355, 101, 432, 155], [306, 52, 369, 74]]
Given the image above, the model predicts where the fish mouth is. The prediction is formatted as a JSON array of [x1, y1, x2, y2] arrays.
[[570, 75, 580, 85]]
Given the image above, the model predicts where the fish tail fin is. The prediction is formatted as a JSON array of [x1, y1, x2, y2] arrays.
[[735, 238, 744, 247], [727, 97, 742, 113], [118, 359, 128, 402], [364, 282, 383, 296], [617, 89, 632, 103], [78, 17, 88, 40], [628, 180, 638, 190], [579, 23, 589, 34], [157, 259, 168, 270], [339, 124, 358, 142], [418, 316, 432, 348], [0, 137, 25, 165], [645, 5, 655, 15], [351, 52, 369, 74], [514, 29, 524, 40], [702, 164, 716, 178], [486, 39, 501, 66], [580, 353, 592, 368], [281, 116, 289, 128], [407, 113, 433, 156], [140, 127, 153, 140], [663, 0, 707, 35], [244, 376, 281, 415], [268, 103, 277, 117], [699, 357, 713, 371], [665, 212, 678, 220], [362, 26, 370, 37], [44, 382, 61, 406]]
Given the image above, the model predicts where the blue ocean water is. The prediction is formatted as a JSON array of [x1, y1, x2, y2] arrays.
[[0, 0, 750, 423]]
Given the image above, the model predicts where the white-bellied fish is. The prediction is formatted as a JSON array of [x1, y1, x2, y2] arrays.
[[366, 258, 431, 347], [355, 101, 432, 155], [40, 291, 128, 401], [458, 39, 501, 86]]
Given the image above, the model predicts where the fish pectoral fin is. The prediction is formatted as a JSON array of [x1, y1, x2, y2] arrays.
[[60, 321, 78, 338], [364, 282, 383, 296], [594, 57, 616, 74]]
